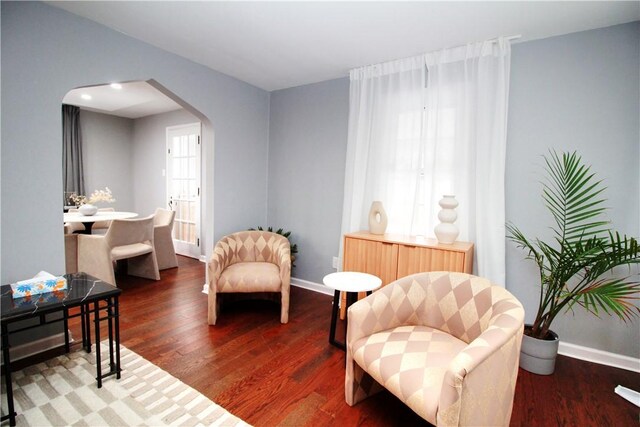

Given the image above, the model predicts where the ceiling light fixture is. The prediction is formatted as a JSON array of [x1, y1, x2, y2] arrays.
[[81, 94, 92, 100], [110, 83, 122, 90]]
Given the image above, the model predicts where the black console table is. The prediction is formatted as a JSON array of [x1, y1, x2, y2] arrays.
[[0, 273, 122, 426]]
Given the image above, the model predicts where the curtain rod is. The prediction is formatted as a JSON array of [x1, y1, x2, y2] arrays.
[[351, 34, 522, 75], [490, 34, 522, 43], [444, 34, 522, 51]]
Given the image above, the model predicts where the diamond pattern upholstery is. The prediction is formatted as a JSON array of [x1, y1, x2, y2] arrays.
[[345, 272, 525, 426], [207, 231, 291, 325]]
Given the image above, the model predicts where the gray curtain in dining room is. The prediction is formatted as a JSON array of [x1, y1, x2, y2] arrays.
[[62, 104, 85, 204]]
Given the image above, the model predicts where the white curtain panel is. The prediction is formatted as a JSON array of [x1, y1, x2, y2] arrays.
[[340, 38, 511, 285]]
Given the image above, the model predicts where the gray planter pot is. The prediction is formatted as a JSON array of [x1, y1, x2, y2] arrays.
[[519, 325, 559, 375]]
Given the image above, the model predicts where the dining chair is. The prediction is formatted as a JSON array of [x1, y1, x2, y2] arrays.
[[92, 207, 115, 231], [65, 207, 115, 233], [153, 208, 179, 270], [64, 231, 78, 274], [77, 216, 160, 286]]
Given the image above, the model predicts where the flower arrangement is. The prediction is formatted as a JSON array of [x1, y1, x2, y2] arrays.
[[69, 187, 116, 206]]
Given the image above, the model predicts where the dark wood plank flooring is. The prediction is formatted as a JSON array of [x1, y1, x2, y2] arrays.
[[20, 256, 640, 426]]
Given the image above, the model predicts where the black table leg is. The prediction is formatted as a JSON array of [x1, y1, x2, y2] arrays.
[[344, 291, 358, 347], [80, 304, 86, 351], [94, 300, 102, 388], [114, 296, 121, 379], [84, 303, 92, 353], [1, 323, 16, 426], [63, 308, 70, 353], [329, 290, 344, 349], [73, 222, 94, 235], [107, 299, 115, 372]]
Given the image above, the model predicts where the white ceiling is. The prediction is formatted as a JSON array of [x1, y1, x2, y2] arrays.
[[51, 1, 640, 92], [63, 81, 182, 119]]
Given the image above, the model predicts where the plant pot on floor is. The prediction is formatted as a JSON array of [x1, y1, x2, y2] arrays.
[[519, 324, 559, 375]]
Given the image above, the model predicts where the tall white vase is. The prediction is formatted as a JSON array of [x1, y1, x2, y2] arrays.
[[368, 201, 388, 235], [434, 195, 459, 244]]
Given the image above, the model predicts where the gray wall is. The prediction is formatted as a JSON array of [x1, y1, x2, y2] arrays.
[[506, 22, 639, 358], [1, 2, 269, 283], [80, 110, 134, 211], [267, 23, 639, 357], [132, 109, 199, 217], [268, 79, 350, 282]]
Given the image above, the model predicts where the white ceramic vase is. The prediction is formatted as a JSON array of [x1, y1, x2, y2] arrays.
[[368, 201, 388, 235], [79, 203, 98, 216], [434, 195, 459, 244]]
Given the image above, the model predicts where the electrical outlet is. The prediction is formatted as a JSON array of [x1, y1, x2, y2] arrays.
[[332, 256, 339, 269]]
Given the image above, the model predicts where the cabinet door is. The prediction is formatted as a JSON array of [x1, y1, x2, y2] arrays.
[[340, 237, 398, 319], [343, 237, 398, 285], [397, 245, 467, 277]]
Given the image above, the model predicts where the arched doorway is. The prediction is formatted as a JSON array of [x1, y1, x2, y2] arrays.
[[62, 79, 212, 261]]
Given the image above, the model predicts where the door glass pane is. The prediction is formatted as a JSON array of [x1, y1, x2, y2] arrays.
[[168, 125, 200, 250], [173, 137, 181, 156]]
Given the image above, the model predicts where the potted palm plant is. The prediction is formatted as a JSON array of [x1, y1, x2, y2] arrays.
[[249, 226, 298, 268], [507, 151, 639, 375]]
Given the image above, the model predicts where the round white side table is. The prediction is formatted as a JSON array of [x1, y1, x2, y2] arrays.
[[323, 271, 382, 350]]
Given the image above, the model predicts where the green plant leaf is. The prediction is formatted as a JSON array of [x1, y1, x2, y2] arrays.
[[507, 150, 640, 338]]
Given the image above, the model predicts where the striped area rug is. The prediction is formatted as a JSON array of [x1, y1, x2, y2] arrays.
[[1, 343, 249, 426]]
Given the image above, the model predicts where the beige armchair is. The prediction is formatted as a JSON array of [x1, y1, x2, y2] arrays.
[[77, 216, 160, 286], [153, 208, 178, 270], [346, 272, 525, 426], [207, 230, 291, 325]]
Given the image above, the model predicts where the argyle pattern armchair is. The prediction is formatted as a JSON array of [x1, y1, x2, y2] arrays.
[[207, 230, 291, 325], [346, 272, 525, 426]]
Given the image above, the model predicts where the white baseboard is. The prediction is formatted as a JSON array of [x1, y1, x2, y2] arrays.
[[1, 332, 73, 365], [290, 279, 640, 372], [291, 277, 333, 296], [202, 278, 332, 297], [203, 274, 639, 373], [558, 341, 640, 373]]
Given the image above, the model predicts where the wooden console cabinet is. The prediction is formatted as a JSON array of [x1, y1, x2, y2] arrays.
[[340, 231, 474, 317]]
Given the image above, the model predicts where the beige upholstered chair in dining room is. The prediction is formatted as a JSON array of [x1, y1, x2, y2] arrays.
[[64, 232, 78, 274], [77, 216, 160, 286], [153, 208, 178, 270], [65, 207, 115, 234], [346, 271, 525, 426], [207, 230, 291, 325]]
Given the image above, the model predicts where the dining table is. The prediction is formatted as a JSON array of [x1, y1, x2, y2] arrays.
[[63, 211, 138, 234]]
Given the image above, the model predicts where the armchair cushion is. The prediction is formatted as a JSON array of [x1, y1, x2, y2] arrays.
[[352, 325, 467, 422], [111, 243, 154, 261], [218, 262, 281, 293]]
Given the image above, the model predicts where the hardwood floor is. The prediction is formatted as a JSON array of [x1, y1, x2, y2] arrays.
[[21, 256, 640, 426]]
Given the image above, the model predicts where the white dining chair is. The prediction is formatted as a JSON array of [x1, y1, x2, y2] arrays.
[[153, 208, 179, 270], [77, 216, 160, 286], [65, 207, 115, 233]]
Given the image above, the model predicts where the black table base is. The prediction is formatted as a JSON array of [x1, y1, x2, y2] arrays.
[[329, 290, 371, 350]]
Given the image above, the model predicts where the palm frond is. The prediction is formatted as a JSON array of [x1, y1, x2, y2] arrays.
[[507, 150, 640, 339]]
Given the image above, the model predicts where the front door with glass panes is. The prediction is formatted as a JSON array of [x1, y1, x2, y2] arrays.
[[166, 123, 201, 259]]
